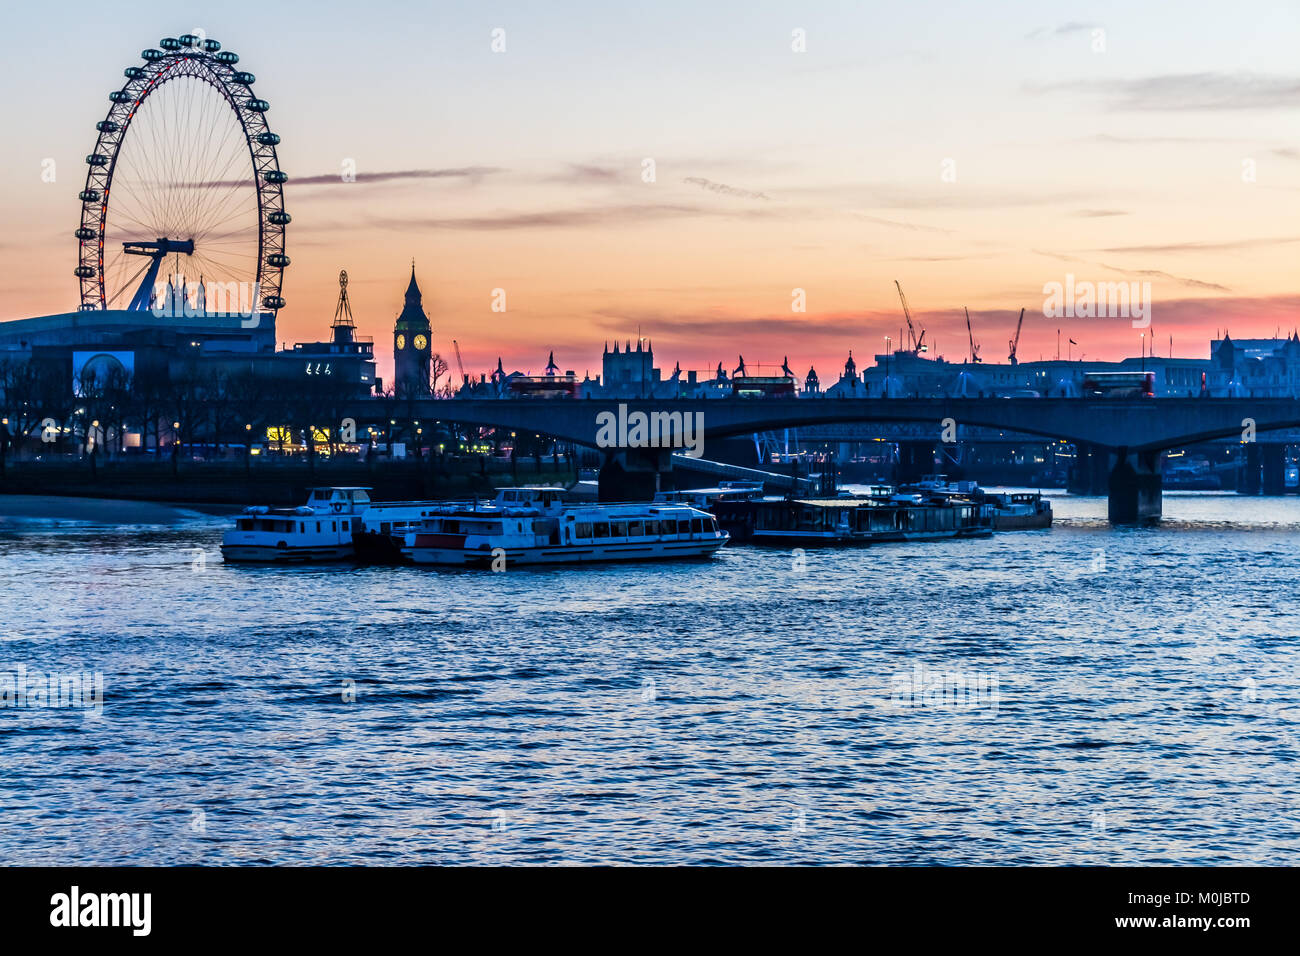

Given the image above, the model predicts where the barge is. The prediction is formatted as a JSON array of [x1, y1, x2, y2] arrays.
[[748, 487, 993, 544]]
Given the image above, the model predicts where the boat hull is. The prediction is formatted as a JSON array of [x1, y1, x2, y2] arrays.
[[750, 527, 992, 545], [352, 530, 410, 565], [404, 538, 726, 566], [991, 511, 1053, 530], [220, 542, 354, 563]]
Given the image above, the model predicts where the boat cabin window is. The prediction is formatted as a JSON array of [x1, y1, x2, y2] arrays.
[[575, 522, 592, 539], [611, 520, 628, 537], [593, 522, 609, 539], [691, 518, 704, 534], [299, 522, 305, 533], [627, 520, 644, 537], [677, 519, 691, 534], [237, 518, 254, 530]]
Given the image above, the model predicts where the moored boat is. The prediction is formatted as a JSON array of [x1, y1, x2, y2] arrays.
[[749, 487, 993, 544], [984, 491, 1053, 530], [400, 488, 728, 566], [221, 487, 371, 562], [902, 475, 1053, 531]]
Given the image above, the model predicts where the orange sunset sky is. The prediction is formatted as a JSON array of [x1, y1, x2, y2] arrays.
[[2, 1, 1298, 386]]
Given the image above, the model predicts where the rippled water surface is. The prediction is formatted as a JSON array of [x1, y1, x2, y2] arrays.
[[1, 491, 1298, 865]]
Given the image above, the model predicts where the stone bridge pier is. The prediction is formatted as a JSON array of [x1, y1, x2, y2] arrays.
[[598, 447, 673, 502], [1108, 448, 1163, 524], [892, 441, 937, 485], [1068, 442, 1110, 495]]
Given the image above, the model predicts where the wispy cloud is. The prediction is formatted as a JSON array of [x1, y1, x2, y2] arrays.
[[191, 167, 503, 189], [1099, 237, 1300, 254], [547, 164, 624, 184], [682, 177, 770, 200], [365, 201, 792, 231], [1071, 209, 1129, 218], [1025, 21, 1101, 40], [295, 166, 503, 186], [1036, 72, 1300, 111], [1081, 133, 1238, 145], [1032, 248, 1232, 292], [853, 214, 952, 234]]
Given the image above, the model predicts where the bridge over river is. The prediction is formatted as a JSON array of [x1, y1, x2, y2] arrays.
[[343, 397, 1300, 523]]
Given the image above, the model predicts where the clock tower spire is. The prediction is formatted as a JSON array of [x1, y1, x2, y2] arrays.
[[393, 262, 432, 397]]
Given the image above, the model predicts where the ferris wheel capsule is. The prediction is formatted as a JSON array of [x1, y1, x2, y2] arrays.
[[96, 120, 118, 133], [263, 170, 287, 184], [160, 38, 183, 51], [216, 51, 238, 64], [255, 132, 280, 146], [203, 39, 221, 52], [246, 98, 270, 112], [75, 227, 96, 240], [74, 265, 96, 278], [79, 189, 101, 202], [110, 91, 133, 103], [233, 71, 256, 85], [178, 34, 200, 48], [86, 154, 109, 166], [141, 48, 165, 61], [124, 67, 145, 79], [267, 254, 290, 268], [262, 295, 286, 310], [268, 211, 291, 225]]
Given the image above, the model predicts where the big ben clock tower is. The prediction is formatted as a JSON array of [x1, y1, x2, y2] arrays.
[[393, 263, 432, 397]]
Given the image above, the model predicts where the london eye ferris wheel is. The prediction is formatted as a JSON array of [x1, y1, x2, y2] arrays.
[[74, 32, 289, 318]]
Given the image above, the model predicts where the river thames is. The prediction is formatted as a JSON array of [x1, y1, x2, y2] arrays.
[[0, 491, 1297, 865]]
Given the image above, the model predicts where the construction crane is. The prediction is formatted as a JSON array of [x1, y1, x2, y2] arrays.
[[1008, 308, 1025, 366], [894, 280, 926, 353], [965, 307, 981, 363], [452, 339, 467, 382]]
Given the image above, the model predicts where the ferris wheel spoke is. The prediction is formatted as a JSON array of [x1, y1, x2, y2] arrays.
[[78, 41, 286, 313]]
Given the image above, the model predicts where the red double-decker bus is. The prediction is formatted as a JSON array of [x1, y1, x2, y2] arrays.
[[1081, 371, 1155, 398]]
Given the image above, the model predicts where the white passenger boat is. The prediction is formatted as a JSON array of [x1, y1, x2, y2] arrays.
[[221, 487, 372, 563], [399, 487, 728, 567]]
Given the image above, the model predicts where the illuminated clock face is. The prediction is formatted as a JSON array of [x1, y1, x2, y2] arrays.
[[396, 334, 406, 350], [413, 334, 428, 351]]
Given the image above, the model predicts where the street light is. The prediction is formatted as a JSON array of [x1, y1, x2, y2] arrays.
[[884, 336, 891, 397]]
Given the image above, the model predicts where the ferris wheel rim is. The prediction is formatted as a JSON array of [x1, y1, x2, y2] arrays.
[[74, 36, 288, 317]]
